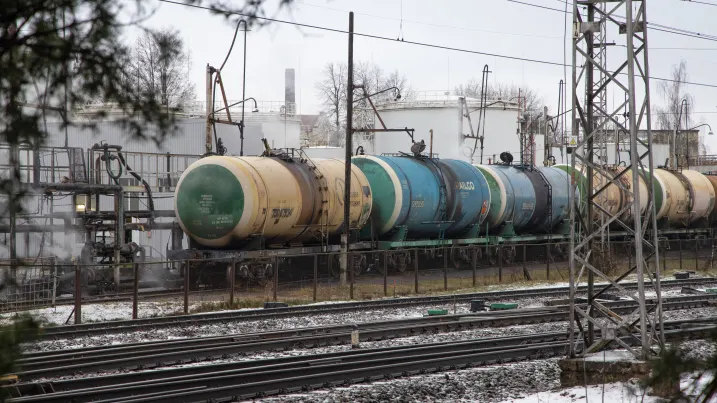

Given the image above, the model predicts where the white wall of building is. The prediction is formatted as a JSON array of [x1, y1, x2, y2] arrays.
[[366, 97, 521, 162]]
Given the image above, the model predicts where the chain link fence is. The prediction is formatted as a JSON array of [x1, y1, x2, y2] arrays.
[[2, 236, 715, 325]]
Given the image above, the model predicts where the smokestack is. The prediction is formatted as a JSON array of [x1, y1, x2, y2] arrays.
[[285, 68, 296, 107]]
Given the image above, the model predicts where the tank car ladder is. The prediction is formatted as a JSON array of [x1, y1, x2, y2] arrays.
[[298, 150, 331, 251]]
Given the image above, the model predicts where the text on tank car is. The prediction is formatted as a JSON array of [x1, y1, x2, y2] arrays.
[[454, 181, 475, 190], [271, 208, 294, 218], [411, 200, 425, 208]]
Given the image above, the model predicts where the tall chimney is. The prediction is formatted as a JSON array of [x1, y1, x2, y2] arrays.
[[285, 68, 295, 114]]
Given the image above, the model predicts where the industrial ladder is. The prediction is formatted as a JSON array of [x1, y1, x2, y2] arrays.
[[298, 150, 331, 251]]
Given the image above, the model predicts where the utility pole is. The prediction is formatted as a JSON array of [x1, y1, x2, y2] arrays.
[[340, 12, 355, 286], [568, 0, 662, 360], [544, 105, 549, 166], [205, 64, 214, 154]]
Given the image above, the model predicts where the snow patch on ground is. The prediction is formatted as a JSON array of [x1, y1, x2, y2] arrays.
[[502, 372, 715, 403], [246, 359, 562, 403]]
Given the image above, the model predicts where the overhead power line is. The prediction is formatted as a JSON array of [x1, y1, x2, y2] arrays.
[[157, 0, 717, 89], [511, 0, 717, 42]]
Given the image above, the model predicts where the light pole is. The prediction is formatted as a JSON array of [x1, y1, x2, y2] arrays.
[[679, 123, 713, 169]]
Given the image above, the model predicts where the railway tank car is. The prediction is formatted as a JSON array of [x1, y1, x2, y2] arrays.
[[474, 165, 571, 235], [651, 169, 715, 227], [174, 155, 373, 248], [351, 155, 490, 240]]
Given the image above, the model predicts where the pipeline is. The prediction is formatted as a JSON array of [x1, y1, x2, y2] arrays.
[[93, 143, 155, 223]]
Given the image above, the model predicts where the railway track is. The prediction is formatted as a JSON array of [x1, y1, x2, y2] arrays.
[[6, 320, 716, 403], [15, 294, 717, 381], [37, 276, 717, 339]]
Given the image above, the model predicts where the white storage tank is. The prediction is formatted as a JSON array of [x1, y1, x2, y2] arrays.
[[359, 94, 521, 163], [302, 146, 345, 160]]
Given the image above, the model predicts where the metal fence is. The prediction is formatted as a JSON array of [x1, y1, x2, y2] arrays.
[[1, 237, 715, 325]]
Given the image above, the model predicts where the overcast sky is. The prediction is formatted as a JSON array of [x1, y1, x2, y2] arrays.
[[140, 0, 717, 152]]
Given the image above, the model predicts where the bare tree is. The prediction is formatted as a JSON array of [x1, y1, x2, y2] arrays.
[[653, 61, 698, 163], [654, 61, 693, 131], [314, 61, 411, 146], [314, 62, 346, 146], [128, 29, 196, 108], [455, 81, 544, 134]]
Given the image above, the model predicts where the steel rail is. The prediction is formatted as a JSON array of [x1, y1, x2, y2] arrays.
[[14, 294, 717, 380], [10, 316, 711, 399], [37, 277, 717, 339], [8, 325, 716, 403]]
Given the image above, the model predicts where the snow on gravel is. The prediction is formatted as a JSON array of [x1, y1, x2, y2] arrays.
[[501, 372, 715, 403], [25, 290, 717, 354], [0, 300, 193, 326], [242, 359, 562, 403]]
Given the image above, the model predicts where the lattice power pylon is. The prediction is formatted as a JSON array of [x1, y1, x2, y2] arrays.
[[568, 0, 665, 360]]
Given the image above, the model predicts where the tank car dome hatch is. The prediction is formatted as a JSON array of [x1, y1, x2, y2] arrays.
[[174, 155, 372, 248], [352, 155, 490, 239]]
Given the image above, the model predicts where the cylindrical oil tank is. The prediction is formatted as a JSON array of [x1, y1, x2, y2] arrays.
[[705, 175, 717, 224], [604, 166, 649, 222], [682, 170, 716, 224], [435, 158, 491, 236], [474, 165, 513, 231], [651, 169, 715, 227], [174, 155, 372, 248], [555, 164, 622, 220], [532, 167, 571, 232], [311, 158, 373, 234], [352, 155, 490, 238], [478, 165, 536, 234]]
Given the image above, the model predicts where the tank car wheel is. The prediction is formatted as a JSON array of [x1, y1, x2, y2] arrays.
[[255, 263, 272, 287], [350, 254, 367, 277], [450, 246, 470, 269]]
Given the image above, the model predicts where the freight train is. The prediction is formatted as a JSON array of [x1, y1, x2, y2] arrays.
[[168, 146, 716, 284]]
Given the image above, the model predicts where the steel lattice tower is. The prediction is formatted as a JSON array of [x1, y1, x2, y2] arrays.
[[568, 0, 664, 359]]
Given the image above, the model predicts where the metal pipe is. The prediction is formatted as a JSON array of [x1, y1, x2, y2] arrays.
[[429, 129, 434, 158], [341, 12, 355, 287], [205, 64, 213, 154], [241, 21, 248, 156]]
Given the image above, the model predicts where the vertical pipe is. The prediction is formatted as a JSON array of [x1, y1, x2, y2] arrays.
[[383, 252, 388, 297], [341, 12, 355, 287], [230, 258, 236, 307], [132, 262, 139, 320], [444, 248, 448, 291], [240, 21, 247, 156], [429, 129, 434, 158], [414, 249, 419, 294], [471, 247, 477, 287], [313, 255, 318, 302], [183, 261, 189, 315], [205, 64, 213, 154], [74, 264, 81, 324], [524, 244, 529, 280], [273, 257, 279, 302]]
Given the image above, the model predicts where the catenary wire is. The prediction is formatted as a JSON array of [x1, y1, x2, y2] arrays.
[[157, 0, 717, 89]]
